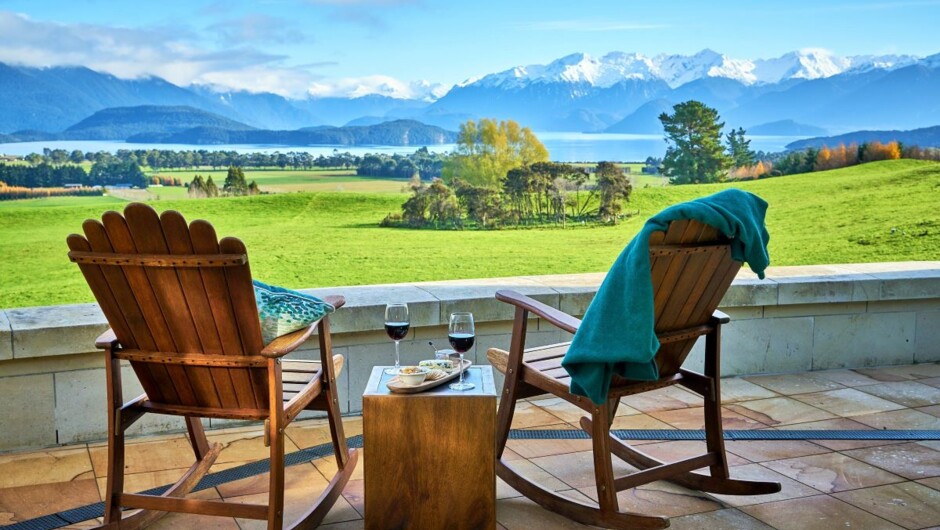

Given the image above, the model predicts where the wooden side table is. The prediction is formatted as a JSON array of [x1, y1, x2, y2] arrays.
[[363, 365, 497, 530]]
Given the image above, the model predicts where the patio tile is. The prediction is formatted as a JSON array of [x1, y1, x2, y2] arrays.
[[668, 508, 775, 530], [718, 377, 779, 403], [319, 521, 365, 530], [852, 408, 940, 430], [95, 466, 193, 497], [340, 478, 364, 518], [88, 434, 195, 476], [529, 450, 635, 490], [217, 461, 327, 499], [724, 439, 831, 463], [285, 416, 362, 449], [496, 460, 569, 500], [833, 482, 940, 530], [762, 452, 905, 493], [311, 449, 365, 483], [0, 445, 94, 488], [620, 385, 703, 413], [649, 406, 768, 430], [578, 480, 722, 518], [609, 413, 675, 431], [844, 442, 940, 479], [707, 463, 822, 507], [856, 380, 940, 408], [855, 363, 940, 381], [510, 400, 570, 429], [207, 429, 301, 466], [633, 440, 749, 466], [744, 372, 844, 395], [792, 388, 907, 417], [917, 476, 940, 490], [920, 376, 940, 388], [229, 472, 361, 528], [496, 492, 598, 529], [918, 405, 940, 417], [0, 478, 100, 523], [726, 396, 837, 426], [740, 494, 904, 530], [809, 368, 882, 387]]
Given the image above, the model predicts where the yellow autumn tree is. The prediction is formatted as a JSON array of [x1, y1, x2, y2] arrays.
[[443, 118, 550, 188], [815, 146, 833, 171]]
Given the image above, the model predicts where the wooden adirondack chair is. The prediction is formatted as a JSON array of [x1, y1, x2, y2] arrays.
[[67, 203, 357, 530], [487, 219, 781, 529]]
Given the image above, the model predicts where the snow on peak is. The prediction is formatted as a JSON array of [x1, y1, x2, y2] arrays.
[[462, 48, 923, 91]]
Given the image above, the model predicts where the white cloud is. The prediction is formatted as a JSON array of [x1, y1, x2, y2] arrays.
[[308, 75, 449, 100], [0, 11, 320, 97], [206, 13, 307, 46]]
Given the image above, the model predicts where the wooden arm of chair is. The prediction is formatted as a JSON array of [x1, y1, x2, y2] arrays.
[[95, 328, 119, 349], [260, 295, 346, 359], [495, 290, 581, 334]]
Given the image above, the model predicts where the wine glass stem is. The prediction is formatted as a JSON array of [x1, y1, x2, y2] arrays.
[[459, 353, 465, 383], [394, 340, 401, 369]]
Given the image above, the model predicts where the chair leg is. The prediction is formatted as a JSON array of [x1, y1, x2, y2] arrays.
[[268, 359, 286, 530], [185, 416, 211, 461], [103, 351, 124, 524], [495, 306, 529, 458], [703, 326, 730, 480], [590, 400, 619, 514]]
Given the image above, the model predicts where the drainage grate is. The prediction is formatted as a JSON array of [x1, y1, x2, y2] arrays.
[[1, 429, 934, 530]]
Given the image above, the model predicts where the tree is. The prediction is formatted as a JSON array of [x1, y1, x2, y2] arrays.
[[659, 101, 730, 184], [205, 176, 219, 198], [595, 162, 632, 223], [188, 175, 207, 198], [442, 118, 549, 188], [726, 127, 755, 169], [223, 165, 247, 195]]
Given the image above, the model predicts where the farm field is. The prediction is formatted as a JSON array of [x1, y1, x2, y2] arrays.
[[0, 159, 937, 308], [148, 168, 412, 194]]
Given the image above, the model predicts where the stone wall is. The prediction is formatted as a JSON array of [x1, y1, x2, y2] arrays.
[[0, 262, 938, 453]]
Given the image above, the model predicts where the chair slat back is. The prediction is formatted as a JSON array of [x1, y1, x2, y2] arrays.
[[648, 219, 741, 376], [67, 203, 268, 411]]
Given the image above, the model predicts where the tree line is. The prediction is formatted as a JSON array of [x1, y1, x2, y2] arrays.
[[0, 160, 147, 188], [16, 147, 440, 173], [187, 166, 260, 198], [383, 119, 633, 229]]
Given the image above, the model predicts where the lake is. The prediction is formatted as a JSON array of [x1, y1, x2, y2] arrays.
[[0, 133, 806, 162]]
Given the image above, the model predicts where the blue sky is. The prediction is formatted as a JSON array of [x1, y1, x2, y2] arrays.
[[1, 0, 938, 97]]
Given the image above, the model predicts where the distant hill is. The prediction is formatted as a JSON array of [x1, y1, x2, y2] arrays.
[[786, 125, 940, 150], [128, 119, 456, 146], [604, 99, 673, 133], [63, 105, 255, 140], [748, 120, 828, 136]]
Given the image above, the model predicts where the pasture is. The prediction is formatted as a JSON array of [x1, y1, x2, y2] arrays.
[[0, 159, 937, 308]]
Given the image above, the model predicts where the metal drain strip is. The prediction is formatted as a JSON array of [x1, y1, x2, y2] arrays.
[[3, 429, 937, 530]]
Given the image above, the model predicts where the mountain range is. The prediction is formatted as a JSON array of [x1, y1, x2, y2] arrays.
[[1, 48, 939, 142]]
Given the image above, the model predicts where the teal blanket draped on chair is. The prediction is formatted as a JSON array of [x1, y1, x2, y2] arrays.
[[562, 189, 771, 405]]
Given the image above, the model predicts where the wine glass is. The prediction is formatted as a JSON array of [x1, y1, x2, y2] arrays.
[[384, 303, 409, 375], [448, 312, 475, 391]]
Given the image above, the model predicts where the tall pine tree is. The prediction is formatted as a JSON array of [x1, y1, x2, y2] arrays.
[[726, 127, 756, 169], [659, 101, 730, 184]]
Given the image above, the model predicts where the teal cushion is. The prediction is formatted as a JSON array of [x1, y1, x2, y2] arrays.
[[253, 280, 335, 344]]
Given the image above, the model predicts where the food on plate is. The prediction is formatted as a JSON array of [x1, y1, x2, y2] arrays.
[[419, 359, 455, 371]]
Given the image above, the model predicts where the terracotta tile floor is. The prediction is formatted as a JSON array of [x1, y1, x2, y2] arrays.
[[2, 362, 939, 529]]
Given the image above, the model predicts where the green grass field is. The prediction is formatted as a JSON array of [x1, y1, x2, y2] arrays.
[[1, 159, 937, 308], [149, 169, 411, 194]]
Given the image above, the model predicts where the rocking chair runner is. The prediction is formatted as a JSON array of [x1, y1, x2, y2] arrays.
[[487, 219, 781, 529], [67, 203, 357, 530]]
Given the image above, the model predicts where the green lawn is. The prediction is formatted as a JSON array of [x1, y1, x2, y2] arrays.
[[1, 159, 937, 308], [148, 169, 411, 193]]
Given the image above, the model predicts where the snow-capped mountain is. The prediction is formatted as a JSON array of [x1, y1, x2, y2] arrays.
[[463, 49, 919, 90]]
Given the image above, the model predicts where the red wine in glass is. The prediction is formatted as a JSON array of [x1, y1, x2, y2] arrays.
[[448, 312, 475, 391], [385, 322, 410, 341], [384, 303, 409, 374], [448, 333, 474, 353]]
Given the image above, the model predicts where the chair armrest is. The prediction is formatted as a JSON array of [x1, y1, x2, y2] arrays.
[[495, 290, 581, 334], [711, 309, 731, 325], [95, 328, 119, 349], [260, 295, 346, 359]]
